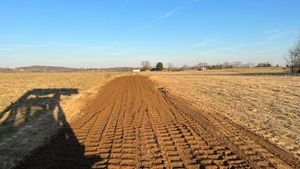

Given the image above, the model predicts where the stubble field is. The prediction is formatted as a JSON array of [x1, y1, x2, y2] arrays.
[[0, 72, 127, 119], [149, 67, 300, 158], [0, 71, 127, 168]]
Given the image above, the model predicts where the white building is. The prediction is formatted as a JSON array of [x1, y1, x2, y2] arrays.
[[132, 69, 141, 72]]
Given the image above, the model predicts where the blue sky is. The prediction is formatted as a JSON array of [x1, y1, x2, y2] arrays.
[[0, 0, 300, 68]]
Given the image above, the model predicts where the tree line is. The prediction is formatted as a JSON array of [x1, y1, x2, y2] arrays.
[[141, 36, 300, 73], [141, 61, 274, 72]]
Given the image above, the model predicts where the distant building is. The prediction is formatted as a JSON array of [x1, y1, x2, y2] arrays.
[[151, 68, 158, 71], [200, 67, 207, 71], [132, 69, 141, 72]]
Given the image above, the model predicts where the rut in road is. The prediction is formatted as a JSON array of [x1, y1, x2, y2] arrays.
[[19, 76, 299, 169]]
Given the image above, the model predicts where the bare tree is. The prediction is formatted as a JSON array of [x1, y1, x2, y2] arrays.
[[222, 62, 232, 68], [167, 63, 174, 71], [182, 65, 189, 70], [232, 61, 242, 68], [198, 62, 208, 67], [197, 62, 208, 70], [141, 61, 152, 71], [286, 38, 300, 73]]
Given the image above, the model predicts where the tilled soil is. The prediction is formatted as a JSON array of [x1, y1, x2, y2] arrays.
[[18, 76, 299, 169]]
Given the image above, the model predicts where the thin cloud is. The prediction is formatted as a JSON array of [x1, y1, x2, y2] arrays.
[[132, 23, 153, 32], [10, 42, 80, 48], [262, 28, 297, 41], [233, 29, 298, 48], [192, 38, 220, 48], [110, 0, 128, 25], [193, 42, 208, 47], [225, 29, 299, 48], [0, 48, 13, 52], [267, 30, 296, 41], [159, 8, 180, 19], [262, 29, 281, 34], [240, 41, 267, 47], [15, 44, 35, 48], [87, 45, 115, 49], [48, 41, 80, 47], [127, 48, 144, 52], [132, 8, 180, 32], [118, 0, 128, 15]]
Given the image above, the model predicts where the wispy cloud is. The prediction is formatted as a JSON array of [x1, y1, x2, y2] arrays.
[[159, 8, 179, 20], [47, 41, 80, 47], [230, 28, 299, 48], [117, 0, 128, 16], [14, 44, 36, 48], [262, 29, 281, 34], [132, 8, 180, 32], [267, 30, 296, 41], [193, 42, 208, 47], [262, 28, 297, 41], [0, 48, 13, 52], [132, 23, 153, 33], [87, 45, 115, 49], [192, 38, 220, 48], [7, 41, 81, 49], [2, 42, 119, 52], [110, 0, 128, 26], [194, 47, 239, 57]]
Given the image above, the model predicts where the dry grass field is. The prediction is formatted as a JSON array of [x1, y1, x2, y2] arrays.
[[149, 67, 300, 158], [1, 68, 300, 168], [0, 72, 127, 118], [0, 71, 127, 168]]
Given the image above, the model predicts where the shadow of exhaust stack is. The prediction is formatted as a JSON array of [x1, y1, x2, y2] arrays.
[[0, 88, 100, 169]]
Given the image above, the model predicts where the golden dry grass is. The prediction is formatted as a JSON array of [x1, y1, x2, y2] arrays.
[[0, 71, 128, 168], [148, 67, 300, 158], [0, 72, 126, 117]]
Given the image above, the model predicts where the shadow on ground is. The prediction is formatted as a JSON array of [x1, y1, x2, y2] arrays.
[[0, 89, 100, 169]]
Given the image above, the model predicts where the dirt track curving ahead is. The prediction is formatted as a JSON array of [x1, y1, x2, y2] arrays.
[[18, 76, 299, 169]]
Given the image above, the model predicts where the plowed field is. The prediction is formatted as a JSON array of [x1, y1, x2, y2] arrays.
[[18, 76, 299, 169]]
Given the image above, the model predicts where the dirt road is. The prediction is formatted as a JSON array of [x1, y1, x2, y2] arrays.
[[18, 76, 299, 169]]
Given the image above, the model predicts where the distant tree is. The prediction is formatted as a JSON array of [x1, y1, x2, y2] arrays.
[[181, 65, 189, 70], [222, 62, 233, 68], [141, 61, 152, 71], [197, 62, 208, 70], [198, 62, 208, 67], [244, 62, 255, 68], [286, 38, 300, 73], [232, 61, 242, 68], [167, 63, 174, 71], [156, 62, 164, 71]]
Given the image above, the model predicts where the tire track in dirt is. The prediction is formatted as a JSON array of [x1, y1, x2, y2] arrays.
[[18, 76, 300, 169]]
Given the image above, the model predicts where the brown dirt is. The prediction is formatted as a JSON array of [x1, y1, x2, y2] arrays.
[[17, 76, 299, 169]]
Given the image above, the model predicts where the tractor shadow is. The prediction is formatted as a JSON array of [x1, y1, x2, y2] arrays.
[[0, 89, 100, 169]]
